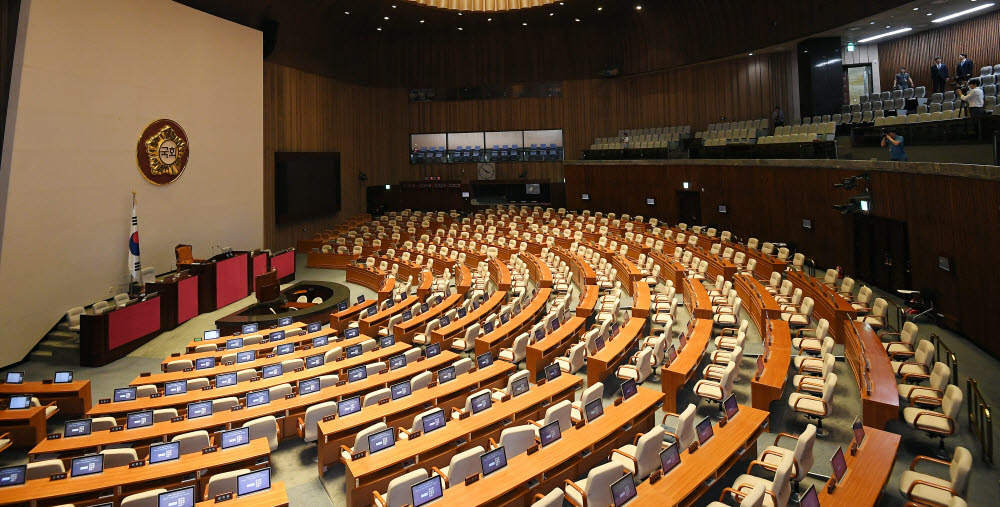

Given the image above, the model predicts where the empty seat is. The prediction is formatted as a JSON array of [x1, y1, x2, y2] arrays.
[[898, 446, 971, 507]]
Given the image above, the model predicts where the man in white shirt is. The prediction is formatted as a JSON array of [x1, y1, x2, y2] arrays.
[[958, 78, 985, 118]]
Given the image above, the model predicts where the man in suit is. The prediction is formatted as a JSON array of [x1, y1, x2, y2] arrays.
[[930, 56, 949, 94], [956, 53, 974, 82]]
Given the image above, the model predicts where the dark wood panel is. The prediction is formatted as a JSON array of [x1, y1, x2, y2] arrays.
[[0, 0, 20, 162], [564, 162, 1000, 359], [878, 10, 1000, 92]]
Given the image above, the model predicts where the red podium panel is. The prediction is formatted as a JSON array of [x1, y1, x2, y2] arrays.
[[177, 275, 199, 324], [216, 254, 249, 308], [272, 250, 295, 282], [108, 298, 161, 350]]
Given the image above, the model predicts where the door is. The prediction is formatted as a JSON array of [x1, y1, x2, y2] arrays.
[[676, 191, 701, 226], [846, 65, 873, 105], [853, 215, 911, 291]]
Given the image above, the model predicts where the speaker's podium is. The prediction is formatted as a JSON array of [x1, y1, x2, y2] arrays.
[[256, 270, 280, 302], [182, 250, 250, 313]]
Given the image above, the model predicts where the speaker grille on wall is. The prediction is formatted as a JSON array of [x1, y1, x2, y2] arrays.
[[262, 18, 278, 59]]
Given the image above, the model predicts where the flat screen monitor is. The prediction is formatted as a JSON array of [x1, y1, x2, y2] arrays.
[[539, 420, 561, 447], [5, 372, 23, 384], [426, 343, 442, 358], [423, 409, 446, 434], [236, 351, 256, 364], [313, 335, 329, 348], [379, 335, 395, 348], [695, 417, 714, 445], [584, 399, 603, 423], [278, 317, 293, 327], [242, 323, 258, 335], [435, 296, 442, 305], [126, 410, 153, 429], [345, 344, 362, 358], [246, 389, 269, 408], [237, 468, 271, 497], [660, 444, 680, 474], [595, 335, 606, 351], [724, 394, 739, 420], [499, 313, 509, 325], [420, 303, 429, 313], [368, 306, 378, 317], [367, 427, 395, 454], [216, 372, 237, 388], [305, 354, 324, 369], [355, 295, 365, 304], [204, 329, 220, 340], [457, 307, 467, 318], [157, 486, 194, 507], [114, 387, 137, 402], [0, 465, 26, 487], [476, 352, 493, 369], [545, 363, 561, 381], [389, 355, 407, 371], [71, 454, 104, 477], [308, 322, 323, 333], [410, 475, 444, 507], [439, 316, 450, 327], [512, 303, 521, 316], [480, 446, 507, 477], [187, 401, 212, 419], [511, 375, 529, 398], [852, 416, 866, 446], [226, 338, 244, 350], [149, 441, 181, 464], [679, 332, 687, 350], [276, 343, 295, 356], [831, 447, 848, 484], [54, 371, 73, 384], [620, 378, 637, 401], [611, 322, 620, 337], [195, 357, 215, 370], [799, 485, 819, 507], [470, 392, 492, 414], [7, 395, 30, 410], [483, 321, 494, 334], [550, 318, 560, 332], [221, 427, 250, 449], [338, 396, 361, 417], [437, 366, 456, 384], [402, 310, 413, 321], [298, 378, 321, 396], [345, 328, 360, 339], [666, 345, 677, 364], [347, 366, 367, 383], [269, 330, 285, 342], [64, 419, 91, 437], [610, 473, 638, 507], [165, 380, 187, 396], [471, 300, 480, 311], [391, 381, 411, 400], [337, 301, 349, 312], [534, 327, 545, 341], [262, 364, 282, 379]]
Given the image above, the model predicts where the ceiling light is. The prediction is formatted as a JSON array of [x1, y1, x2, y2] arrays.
[[550, 12, 554, 16], [927, 12, 933, 16], [574, 18, 581, 21], [523, 22, 528, 25], [932, 3, 995, 22], [377, 27, 382, 31], [392, 4, 396, 8], [457, 12, 462, 16], [635, 4, 643, 10], [869, 21, 876, 24], [458, 27, 463, 30], [384, 16, 389, 20], [420, 19, 425, 23], [597, 6, 603, 11], [748, 52, 753, 56], [487, 17, 492, 21], [344, 11, 350, 14], [913, 7, 919, 10], [858, 27, 911, 43]]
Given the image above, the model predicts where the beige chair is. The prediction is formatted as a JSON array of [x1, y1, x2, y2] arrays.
[[300, 401, 337, 442], [883, 322, 920, 356], [791, 354, 834, 395], [413, 319, 441, 346], [898, 362, 950, 404], [891, 340, 935, 378], [499, 332, 530, 364], [531, 488, 566, 507], [609, 427, 665, 480], [243, 416, 279, 451], [451, 323, 480, 352], [730, 454, 794, 507], [204, 468, 250, 500], [341, 422, 388, 461], [172, 430, 210, 455], [530, 400, 574, 435], [153, 408, 178, 423], [66, 307, 85, 332], [898, 446, 971, 507], [757, 424, 816, 498], [662, 403, 697, 449], [571, 382, 603, 422], [903, 384, 963, 453], [120, 489, 168, 507], [491, 370, 531, 402], [90, 416, 119, 432], [489, 424, 537, 460], [399, 408, 444, 440], [451, 389, 492, 420], [617, 347, 654, 383], [212, 397, 240, 412], [363, 388, 391, 407], [715, 321, 749, 350], [563, 461, 625, 507], [433, 445, 484, 488], [26, 459, 65, 480], [373, 468, 429, 507], [788, 373, 837, 435], [555, 342, 587, 374], [707, 484, 766, 507], [695, 361, 738, 412]]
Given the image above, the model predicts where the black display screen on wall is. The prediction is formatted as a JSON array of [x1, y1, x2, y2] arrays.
[[274, 152, 341, 225]]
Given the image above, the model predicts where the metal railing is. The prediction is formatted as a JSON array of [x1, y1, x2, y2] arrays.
[[929, 334, 959, 385], [967, 378, 994, 464]]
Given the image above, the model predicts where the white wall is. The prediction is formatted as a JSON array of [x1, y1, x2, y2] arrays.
[[0, 0, 263, 367]]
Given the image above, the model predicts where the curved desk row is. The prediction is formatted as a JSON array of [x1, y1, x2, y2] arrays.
[[476, 289, 553, 357]]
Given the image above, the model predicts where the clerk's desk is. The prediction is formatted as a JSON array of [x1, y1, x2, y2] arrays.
[[316, 362, 516, 473], [2, 438, 269, 506], [631, 406, 769, 507], [425, 387, 663, 507], [180, 322, 306, 354], [343, 374, 583, 507], [0, 380, 91, 417], [194, 481, 289, 507]]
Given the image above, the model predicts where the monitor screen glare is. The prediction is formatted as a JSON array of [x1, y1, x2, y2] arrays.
[[610, 473, 638, 507], [221, 427, 250, 449], [470, 392, 492, 414], [187, 401, 212, 419], [621, 378, 637, 401], [410, 475, 444, 507], [480, 447, 508, 477], [539, 420, 561, 447], [426, 343, 442, 358], [5, 372, 23, 384], [54, 371, 73, 384], [584, 399, 603, 423], [299, 378, 321, 396], [64, 419, 92, 437], [391, 382, 412, 400], [659, 444, 681, 474]]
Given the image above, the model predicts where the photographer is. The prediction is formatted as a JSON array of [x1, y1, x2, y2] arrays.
[[881, 128, 906, 162], [957, 78, 985, 118]]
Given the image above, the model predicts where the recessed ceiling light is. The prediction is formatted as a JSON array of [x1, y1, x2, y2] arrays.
[[377, 27, 382, 31], [885, 25, 891, 28], [913, 7, 919, 10], [384, 16, 389, 20], [635, 4, 643, 10], [392, 4, 396, 8], [858, 27, 912, 43], [457, 12, 462, 16], [523, 22, 528, 25], [748, 52, 753, 56], [932, 3, 995, 23], [487, 17, 492, 21], [870, 21, 876, 24], [344, 11, 349, 14], [458, 27, 463, 30], [574, 18, 581, 21], [597, 6, 603, 11], [550, 12, 554, 16], [927, 12, 933, 16], [420, 20, 425, 23]]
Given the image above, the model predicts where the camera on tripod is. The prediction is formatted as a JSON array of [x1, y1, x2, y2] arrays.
[[949, 77, 969, 95]]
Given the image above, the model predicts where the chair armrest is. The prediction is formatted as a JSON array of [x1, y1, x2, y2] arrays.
[[895, 362, 930, 376], [907, 386, 944, 400], [610, 448, 638, 472], [795, 376, 823, 390], [450, 407, 464, 418], [660, 412, 680, 424], [913, 412, 955, 435], [910, 455, 952, 471], [792, 396, 827, 415], [905, 479, 958, 501], [529, 419, 542, 427], [430, 466, 449, 488], [339, 444, 354, 461], [909, 396, 943, 408], [399, 427, 416, 438], [772, 432, 800, 448], [563, 479, 588, 507], [719, 328, 740, 336], [631, 432, 645, 445], [745, 459, 778, 475], [296, 417, 305, 438], [719, 487, 747, 503], [372, 491, 387, 507]]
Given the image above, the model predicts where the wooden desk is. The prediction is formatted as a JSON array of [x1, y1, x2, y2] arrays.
[[346, 265, 387, 293], [845, 321, 899, 430], [650, 250, 687, 289], [751, 320, 791, 427], [306, 251, 359, 269], [343, 374, 582, 507], [359, 295, 417, 335], [330, 299, 379, 334], [787, 271, 858, 344], [732, 273, 782, 333], [587, 317, 645, 386], [613, 254, 642, 289], [490, 259, 513, 291], [394, 293, 463, 343], [632, 406, 769, 507], [181, 322, 306, 354], [431, 291, 506, 349], [522, 253, 553, 289], [816, 426, 899, 506], [171, 328, 327, 369], [2, 438, 269, 506], [660, 319, 712, 413], [184, 252, 251, 314], [428, 387, 662, 507], [195, 481, 289, 507], [632, 282, 651, 319], [0, 406, 50, 448], [682, 278, 712, 319], [316, 362, 515, 471], [577, 284, 600, 317], [0, 380, 91, 417], [553, 246, 596, 286], [525, 316, 587, 381], [476, 289, 552, 357]]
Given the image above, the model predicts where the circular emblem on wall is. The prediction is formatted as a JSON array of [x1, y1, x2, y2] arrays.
[[136, 119, 189, 185]]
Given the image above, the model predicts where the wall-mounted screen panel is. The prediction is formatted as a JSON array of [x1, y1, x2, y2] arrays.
[[410, 130, 562, 164]]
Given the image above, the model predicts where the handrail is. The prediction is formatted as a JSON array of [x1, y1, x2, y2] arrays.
[[966, 378, 994, 464], [928, 334, 959, 385]]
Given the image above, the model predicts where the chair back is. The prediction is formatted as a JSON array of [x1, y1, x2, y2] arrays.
[[353, 422, 388, 453], [582, 462, 625, 507], [794, 424, 817, 478], [950, 446, 973, 496], [675, 403, 697, 449], [498, 425, 537, 459], [445, 446, 485, 487], [542, 400, 573, 432], [942, 384, 964, 420], [384, 469, 430, 507]]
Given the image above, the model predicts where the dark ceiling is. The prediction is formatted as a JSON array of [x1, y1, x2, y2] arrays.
[[175, 0, 914, 87]]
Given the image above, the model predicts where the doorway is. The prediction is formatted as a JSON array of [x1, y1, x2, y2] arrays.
[[676, 190, 701, 226], [846, 65, 873, 105], [853, 215, 911, 291]]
